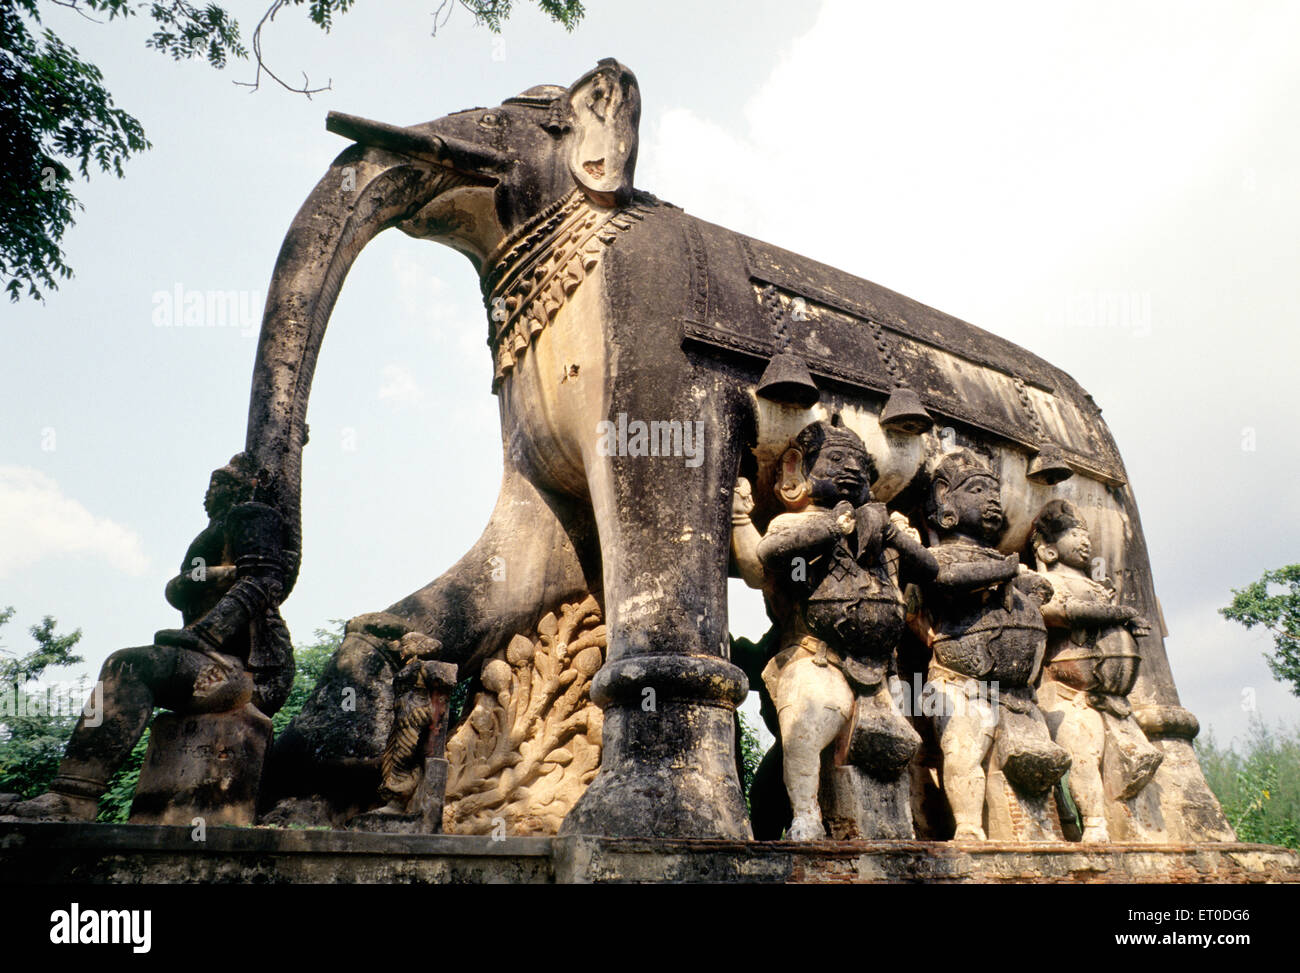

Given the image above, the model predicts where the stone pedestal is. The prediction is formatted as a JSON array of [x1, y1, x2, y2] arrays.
[[130, 705, 272, 827], [3, 823, 1297, 884], [1136, 705, 1237, 842], [1106, 784, 1167, 841], [821, 764, 914, 840], [985, 766, 1065, 841]]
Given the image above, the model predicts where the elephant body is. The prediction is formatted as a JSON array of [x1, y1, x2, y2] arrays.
[[252, 61, 1232, 841]]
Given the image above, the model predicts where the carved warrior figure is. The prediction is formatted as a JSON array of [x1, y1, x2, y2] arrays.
[[733, 418, 937, 840], [1030, 499, 1163, 841], [2, 454, 293, 822], [233, 59, 1228, 840], [908, 449, 1070, 840], [368, 632, 456, 830]]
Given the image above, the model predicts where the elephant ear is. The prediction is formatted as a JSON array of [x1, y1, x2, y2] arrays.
[[566, 58, 640, 206]]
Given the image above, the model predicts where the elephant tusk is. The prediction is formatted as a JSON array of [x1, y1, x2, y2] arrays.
[[326, 111, 509, 174], [326, 111, 447, 163]]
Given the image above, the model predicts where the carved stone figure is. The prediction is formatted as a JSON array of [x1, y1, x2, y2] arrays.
[[1, 454, 293, 824], [1030, 499, 1164, 841], [733, 418, 936, 839], [342, 630, 458, 833], [216, 59, 1228, 840], [908, 450, 1070, 840]]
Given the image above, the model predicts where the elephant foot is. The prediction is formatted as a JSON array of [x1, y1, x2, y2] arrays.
[[559, 655, 751, 840]]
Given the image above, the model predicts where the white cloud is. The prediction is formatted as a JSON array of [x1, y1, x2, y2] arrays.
[[0, 467, 150, 579], [377, 363, 425, 407], [636, 1, 1300, 744]]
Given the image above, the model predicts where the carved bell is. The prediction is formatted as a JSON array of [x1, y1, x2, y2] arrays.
[[1026, 442, 1074, 485], [879, 386, 934, 434], [756, 352, 820, 407]]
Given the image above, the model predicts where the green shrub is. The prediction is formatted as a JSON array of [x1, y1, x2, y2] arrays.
[[1, 607, 344, 822], [0, 608, 84, 799], [1197, 719, 1300, 849]]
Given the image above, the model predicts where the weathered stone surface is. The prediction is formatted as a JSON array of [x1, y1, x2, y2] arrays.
[[909, 449, 1069, 840], [4, 459, 292, 824], [552, 836, 1300, 884], [43, 57, 1230, 845], [1031, 498, 1164, 842], [370, 653, 456, 830], [2, 823, 1294, 884], [984, 766, 1065, 842], [820, 765, 913, 841], [130, 706, 272, 827], [0, 823, 552, 884], [443, 596, 605, 836], [244, 59, 1225, 842], [732, 419, 932, 840]]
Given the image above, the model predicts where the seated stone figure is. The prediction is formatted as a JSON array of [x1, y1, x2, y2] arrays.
[[733, 416, 938, 840], [1, 454, 293, 822], [908, 449, 1070, 840], [1030, 499, 1163, 841]]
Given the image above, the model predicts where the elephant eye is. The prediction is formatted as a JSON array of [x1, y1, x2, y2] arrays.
[[479, 113, 503, 129]]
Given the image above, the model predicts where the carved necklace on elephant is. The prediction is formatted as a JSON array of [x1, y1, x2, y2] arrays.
[[482, 187, 659, 389]]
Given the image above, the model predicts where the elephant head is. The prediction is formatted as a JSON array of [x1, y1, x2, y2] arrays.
[[243, 59, 642, 594]]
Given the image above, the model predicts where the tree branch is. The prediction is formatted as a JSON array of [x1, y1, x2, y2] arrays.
[[233, 0, 332, 97], [46, 0, 105, 24]]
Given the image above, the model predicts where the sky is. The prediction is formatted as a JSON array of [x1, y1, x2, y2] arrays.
[[3, 0, 1299, 751]]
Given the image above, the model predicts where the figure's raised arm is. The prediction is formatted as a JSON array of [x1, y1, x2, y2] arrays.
[[730, 478, 764, 589], [932, 552, 1020, 591], [881, 510, 939, 583], [756, 510, 841, 570]]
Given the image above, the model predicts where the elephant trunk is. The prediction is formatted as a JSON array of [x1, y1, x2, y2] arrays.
[[244, 143, 456, 595]]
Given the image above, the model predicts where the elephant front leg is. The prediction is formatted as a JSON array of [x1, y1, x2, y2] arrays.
[[560, 411, 752, 840]]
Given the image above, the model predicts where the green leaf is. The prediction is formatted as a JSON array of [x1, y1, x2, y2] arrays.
[[1221, 564, 1300, 698]]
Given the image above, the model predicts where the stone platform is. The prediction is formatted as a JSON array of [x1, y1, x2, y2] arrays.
[[1, 823, 1297, 883]]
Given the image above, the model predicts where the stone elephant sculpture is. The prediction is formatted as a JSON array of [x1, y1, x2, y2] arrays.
[[251, 58, 1230, 841]]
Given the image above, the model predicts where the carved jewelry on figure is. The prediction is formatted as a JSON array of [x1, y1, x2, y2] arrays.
[[482, 188, 658, 388], [1030, 499, 1163, 841], [734, 416, 937, 840], [908, 449, 1070, 841]]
